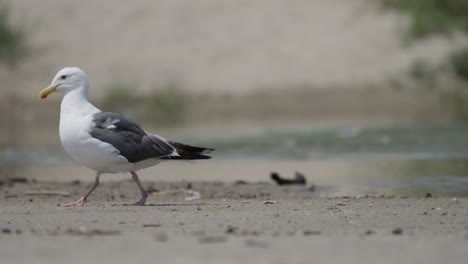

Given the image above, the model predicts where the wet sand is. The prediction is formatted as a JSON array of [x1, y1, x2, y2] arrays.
[[1, 179, 467, 264]]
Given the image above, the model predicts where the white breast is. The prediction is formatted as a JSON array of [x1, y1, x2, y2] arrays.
[[59, 112, 132, 173], [58, 91, 132, 173]]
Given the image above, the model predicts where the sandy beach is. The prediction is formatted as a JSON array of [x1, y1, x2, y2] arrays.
[[1, 178, 467, 264]]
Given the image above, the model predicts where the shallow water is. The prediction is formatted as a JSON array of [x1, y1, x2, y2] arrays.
[[1, 123, 468, 197]]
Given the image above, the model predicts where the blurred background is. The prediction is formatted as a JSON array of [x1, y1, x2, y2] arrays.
[[1, 0, 468, 197]]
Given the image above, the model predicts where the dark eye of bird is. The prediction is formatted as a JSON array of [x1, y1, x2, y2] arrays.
[[60, 75, 67, 80]]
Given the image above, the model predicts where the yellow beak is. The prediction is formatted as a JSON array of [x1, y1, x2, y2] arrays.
[[39, 85, 58, 99]]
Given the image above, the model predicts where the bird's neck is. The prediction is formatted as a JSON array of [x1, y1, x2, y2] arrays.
[[60, 87, 100, 117]]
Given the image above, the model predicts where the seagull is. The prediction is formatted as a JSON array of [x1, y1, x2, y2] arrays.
[[39, 67, 213, 206]]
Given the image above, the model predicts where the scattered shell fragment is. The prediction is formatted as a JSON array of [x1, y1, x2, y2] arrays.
[[185, 190, 201, 201]]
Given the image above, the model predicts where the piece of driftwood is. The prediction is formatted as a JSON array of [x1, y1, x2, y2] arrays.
[[270, 172, 306, 185]]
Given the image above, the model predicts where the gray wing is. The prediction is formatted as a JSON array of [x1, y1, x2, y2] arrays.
[[89, 112, 176, 163]]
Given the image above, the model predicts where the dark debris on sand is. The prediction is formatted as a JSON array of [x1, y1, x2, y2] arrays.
[[270, 172, 306, 185]]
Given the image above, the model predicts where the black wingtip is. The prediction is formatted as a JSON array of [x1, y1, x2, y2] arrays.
[[164, 141, 214, 160]]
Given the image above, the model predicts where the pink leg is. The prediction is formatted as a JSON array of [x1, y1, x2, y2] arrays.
[[62, 172, 101, 207], [131, 172, 148, 206]]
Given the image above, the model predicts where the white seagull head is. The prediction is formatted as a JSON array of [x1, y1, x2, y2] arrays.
[[39, 67, 89, 99]]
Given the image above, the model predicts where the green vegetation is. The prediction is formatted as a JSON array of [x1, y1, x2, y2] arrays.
[[102, 81, 187, 126], [101, 82, 138, 111], [147, 82, 187, 126], [380, 0, 468, 81], [406, 56, 468, 119], [408, 59, 438, 88], [0, 4, 27, 67], [439, 89, 468, 120], [380, 0, 468, 39], [451, 48, 468, 81], [381, 0, 468, 119]]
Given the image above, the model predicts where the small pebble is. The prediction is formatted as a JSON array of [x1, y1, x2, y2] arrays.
[[142, 224, 161, 228], [355, 194, 369, 199], [303, 230, 321, 236], [66, 228, 120, 236], [234, 180, 247, 185], [71, 180, 81, 186], [2, 228, 12, 234], [392, 228, 403, 235], [225, 226, 237, 234], [146, 187, 159, 194]]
